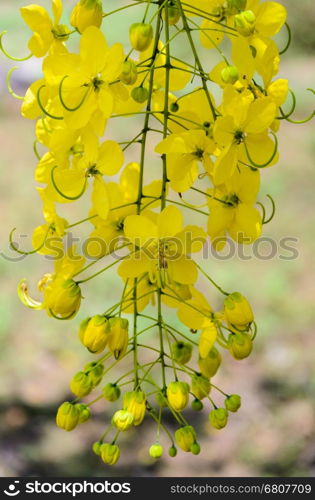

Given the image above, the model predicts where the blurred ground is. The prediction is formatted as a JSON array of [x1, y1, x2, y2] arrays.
[[0, 0, 314, 478]]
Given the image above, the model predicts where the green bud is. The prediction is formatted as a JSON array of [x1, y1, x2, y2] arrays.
[[120, 60, 138, 86], [163, 3, 181, 25], [171, 341, 192, 364], [84, 361, 104, 387], [191, 399, 203, 411], [168, 445, 177, 457], [92, 441, 102, 456], [209, 408, 228, 430], [190, 442, 201, 455], [225, 394, 241, 412], [149, 443, 163, 458], [234, 10, 256, 36], [228, 333, 253, 360], [103, 383, 121, 402], [77, 403, 91, 423], [131, 86, 149, 103], [221, 65, 239, 84]]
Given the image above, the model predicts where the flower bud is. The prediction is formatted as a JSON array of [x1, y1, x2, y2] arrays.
[[79, 315, 109, 353], [234, 10, 256, 36], [168, 445, 177, 457], [163, 3, 181, 25], [227, 0, 247, 15], [225, 394, 241, 412], [84, 361, 104, 387], [171, 341, 192, 365], [129, 23, 153, 52], [71, 0, 103, 34], [107, 318, 129, 359], [209, 408, 228, 429], [190, 442, 201, 455], [92, 441, 102, 456], [224, 292, 253, 328], [149, 443, 163, 458], [120, 60, 138, 86], [167, 381, 190, 412], [191, 399, 203, 411], [198, 347, 222, 378], [52, 24, 70, 41], [228, 333, 253, 360], [100, 443, 120, 465], [191, 373, 211, 400], [56, 402, 80, 431], [123, 390, 146, 426], [175, 425, 196, 452], [44, 278, 81, 319], [70, 371, 93, 397], [77, 403, 91, 423], [131, 86, 149, 103], [112, 409, 134, 431], [103, 383, 121, 402], [221, 65, 239, 84]]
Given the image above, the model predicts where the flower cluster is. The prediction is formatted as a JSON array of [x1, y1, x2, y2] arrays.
[[3, 0, 313, 466]]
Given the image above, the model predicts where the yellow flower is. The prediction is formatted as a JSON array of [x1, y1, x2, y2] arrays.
[[224, 292, 254, 328], [70, 371, 93, 397], [207, 164, 262, 249], [167, 381, 190, 412], [213, 89, 277, 184], [79, 315, 109, 353], [175, 425, 196, 452], [118, 206, 206, 287], [155, 129, 215, 192], [112, 410, 134, 431], [45, 26, 127, 130], [123, 391, 146, 426], [56, 402, 80, 431], [18, 246, 85, 319], [107, 318, 129, 360], [129, 23, 153, 52], [100, 443, 120, 465], [198, 347, 222, 378], [71, 0, 103, 34], [21, 0, 69, 57]]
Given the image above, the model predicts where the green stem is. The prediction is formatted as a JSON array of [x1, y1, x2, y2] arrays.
[[178, 0, 217, 121]]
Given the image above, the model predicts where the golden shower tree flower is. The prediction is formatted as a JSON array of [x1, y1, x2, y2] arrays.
[[3, 0, 310, 466]]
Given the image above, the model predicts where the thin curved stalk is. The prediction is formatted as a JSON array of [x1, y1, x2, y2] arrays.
[[0, 31, 32, 61], [244, 132, 278, 169], [51, 165, 87, 201], [6, 67, 24, 100]]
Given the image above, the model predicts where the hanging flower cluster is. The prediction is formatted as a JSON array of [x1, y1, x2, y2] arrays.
[[3, 0, 313, 466]]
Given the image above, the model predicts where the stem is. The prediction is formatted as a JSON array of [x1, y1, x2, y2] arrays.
[[177, 0, 217, 121]]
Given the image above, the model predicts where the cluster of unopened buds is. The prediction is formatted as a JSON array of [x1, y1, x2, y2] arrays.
[[2, 0, 313, 466]]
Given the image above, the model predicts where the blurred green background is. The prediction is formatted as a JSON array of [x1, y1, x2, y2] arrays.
[[0, 0, 314, 477]]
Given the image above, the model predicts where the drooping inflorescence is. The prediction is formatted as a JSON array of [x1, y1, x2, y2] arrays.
[[3, 0, 314, 466]]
